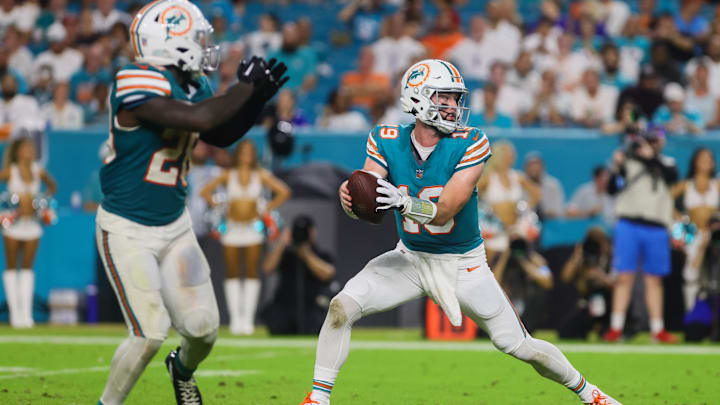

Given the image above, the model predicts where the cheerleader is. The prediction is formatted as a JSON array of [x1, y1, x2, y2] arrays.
[[202, 140, 290, 334], [0, 137, 57, 327]]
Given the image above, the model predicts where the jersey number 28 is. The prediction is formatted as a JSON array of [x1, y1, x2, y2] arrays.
[[398, 185, 454, 234], [145, 132, 197, 187]]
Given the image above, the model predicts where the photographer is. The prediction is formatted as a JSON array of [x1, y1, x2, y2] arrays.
[[604, 128, 679, 343], [262, 215, 336, 335], [494, 236, 553, 333], [558, 227, 614, 339]]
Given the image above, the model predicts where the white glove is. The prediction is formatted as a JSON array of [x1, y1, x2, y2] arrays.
[[375, 178, 437, 224]]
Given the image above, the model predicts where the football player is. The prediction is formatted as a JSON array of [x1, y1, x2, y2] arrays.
[[300, 59, 621, 405], [96, 1, 288, 404]]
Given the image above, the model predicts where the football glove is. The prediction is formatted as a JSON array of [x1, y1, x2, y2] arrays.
[[236, 56, 268, 84], [376, 178, 437, 224], [255, 57, 289, 102]]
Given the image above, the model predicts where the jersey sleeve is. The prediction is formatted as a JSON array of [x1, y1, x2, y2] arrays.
[[114, 65, 172, 110], [365, 126, 389, 169], [454, 128, 491, 172]]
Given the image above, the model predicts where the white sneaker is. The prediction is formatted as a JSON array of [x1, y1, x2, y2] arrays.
[[583, 388, 623, 405]]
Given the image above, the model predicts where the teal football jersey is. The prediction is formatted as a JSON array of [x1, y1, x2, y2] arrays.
[[100, 63, 214, 226], [366, 123, 491, 254]]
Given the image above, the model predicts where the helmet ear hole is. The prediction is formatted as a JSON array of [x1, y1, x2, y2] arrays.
[[177, 48, 188, 53]]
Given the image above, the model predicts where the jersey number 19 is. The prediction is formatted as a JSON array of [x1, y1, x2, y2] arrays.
[[398, 185, 454, 235]]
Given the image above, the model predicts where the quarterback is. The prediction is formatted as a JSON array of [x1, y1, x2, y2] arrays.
[[95, 1, 287, 404], [301, 59, 621, 405]]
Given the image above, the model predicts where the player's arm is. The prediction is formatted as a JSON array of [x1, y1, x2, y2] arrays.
[[200, 171, 229, 207], [40, 169, 57, 196], [339, 157, 388, 219], [258, 168, 291, 213]]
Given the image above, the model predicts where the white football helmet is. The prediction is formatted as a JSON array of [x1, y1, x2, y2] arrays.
[[400, 59, 470, 134], [129, 0, 220, 72]]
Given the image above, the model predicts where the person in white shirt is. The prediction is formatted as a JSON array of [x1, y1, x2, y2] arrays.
[[522, 16, 560, 60], [547, 32, 600, 92], [685, 62, 720, 129], [446, 15, 493, 81], [243, 13, 282, 60], [590, 0, 631, 38], [566, 166, 615, 227], [507, 50, 542, 95], [470, 61, 532, 121], [31, 23, 83, 84], [316, 89, 369, 132], [570, 68, 619, 128], [686, 34, 720, 97], [483, 0, 521, 65], [0, 0, 38, 35], [92, 0, 130, 34], [0, 73, 42, 136], [4, 26, 33, 82], [42, 82, 84, 130], [372, 12, 425, 80]]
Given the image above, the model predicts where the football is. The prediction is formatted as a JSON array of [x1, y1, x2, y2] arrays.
[[348, 170, 385, 224]]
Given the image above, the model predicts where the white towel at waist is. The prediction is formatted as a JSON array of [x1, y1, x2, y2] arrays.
[[412, 252, 462, 327]]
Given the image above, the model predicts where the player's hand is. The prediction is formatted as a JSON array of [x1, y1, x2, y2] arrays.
[[339, 180, 352, 210], [236, 56, 268, 84], [254, 57, 290, 102], [376, 178, 407, 211]]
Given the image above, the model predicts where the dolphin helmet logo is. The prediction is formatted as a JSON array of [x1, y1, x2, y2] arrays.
[[160, 6, 193, 39], [405, 63, 430, 89]]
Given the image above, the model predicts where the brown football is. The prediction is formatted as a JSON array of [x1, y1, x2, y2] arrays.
[[348, 170, 384, 224]]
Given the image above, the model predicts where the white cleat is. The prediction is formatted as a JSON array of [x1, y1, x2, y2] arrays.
[[584, 388, 623, 405]]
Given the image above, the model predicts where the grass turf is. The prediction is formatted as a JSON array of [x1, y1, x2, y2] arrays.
[[0, 325, 719, 404]]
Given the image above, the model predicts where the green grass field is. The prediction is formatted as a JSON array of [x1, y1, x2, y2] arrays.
[[1, 325, 719, 404]]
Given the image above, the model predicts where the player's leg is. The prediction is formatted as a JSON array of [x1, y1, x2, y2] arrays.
[[96, 228, 170, 405], [305, 247, 423, 405], [17, 238, 39, 327], [456, 265, 622, 404], [640, 225, 676, 342], [222, 244, 243, 334], [2, 236, 20, 327], [159, 229, 219, 403], [605, 219, 640, 341], [242, 243, 262, 335]]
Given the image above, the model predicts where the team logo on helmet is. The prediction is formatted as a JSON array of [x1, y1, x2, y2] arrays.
[[405, 63, 430, 89], [161, 5, 193, 39]]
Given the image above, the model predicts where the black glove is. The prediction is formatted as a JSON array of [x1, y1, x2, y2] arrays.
[[254, 57, 290, 102], [236, 56, 268, 84]]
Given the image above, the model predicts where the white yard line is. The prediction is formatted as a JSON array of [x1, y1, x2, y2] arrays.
[[0, 366, 110, 380], [1, 335, 720, 355]]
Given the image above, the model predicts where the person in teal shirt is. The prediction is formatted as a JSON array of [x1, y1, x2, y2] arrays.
[[267, 22, 317, 92], [469, 83, 516, 128]]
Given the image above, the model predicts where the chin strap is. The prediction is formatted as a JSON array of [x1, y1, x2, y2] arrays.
[[400, 196, 437, 225]]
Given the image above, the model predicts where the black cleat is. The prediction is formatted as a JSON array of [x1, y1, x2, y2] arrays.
[[165, 347, 203, 405]]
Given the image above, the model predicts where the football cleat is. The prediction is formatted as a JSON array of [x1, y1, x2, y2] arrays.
[[651, 329, 679, 344], [585, 388, 623, 405], [602, 328, 622, 343], [165, 347, 203, 405], [299, 391, 320, 405]]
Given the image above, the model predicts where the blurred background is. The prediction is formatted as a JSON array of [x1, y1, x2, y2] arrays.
[[0, 0, 719, 342]]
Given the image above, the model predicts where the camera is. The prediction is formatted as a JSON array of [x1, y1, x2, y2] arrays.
[[510, 237, 530, 259], [582, 237, 601, 268], [292, 215, 314, 245]]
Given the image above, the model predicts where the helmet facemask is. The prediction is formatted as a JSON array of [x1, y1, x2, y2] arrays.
[[194, 28, 220, 72], [423, 87, 470, 134]]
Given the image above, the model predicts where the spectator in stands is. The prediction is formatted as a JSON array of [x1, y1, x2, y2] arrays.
[[558, 227, 614, 339], [653, 12, 695, 64], [267, 22, 317, 92], [471, 61, 530, 122], [507, 50, 541, 95], [3, 26, 32, 83], [674, 0, 709, 42], [548, 32, 598, 91], [243, 13, 281, 60], [262, 216, 336, 335], [616, 65, 664, 121], [76, 8, 100, 46], [69, 43, 111, 117], [616, 15, 650, 82], [671, 147, 718, 312], [524, 151, 565, 220], [340, 46, 390, 110], [30, 64, 53, 105], [373, 12, 425, 81], [468, 83, 515, 128], [338, 0, 385, 44], [592, 0, 631, 38], [484, 0, 521, 65], [92, 0, 130, 34], [686, 34, 720, 96], [0, 73, 41, 138], [599, 42, 632, 90], [262, 89, 310, 129], [0, 0, 38, 35], [635, 0, 656, 35], [211, 14, 239, 52], [316, 89, 370, 132], [201, 140, 291, 335], [649, 40, 685, 86], [0, 43, 27, 95], [214, 44, 243, 93], [421, 7, 464, 60], [522, 16, 560, 60], [32, 22, 83, 84], [447, 15, 491, 82], [519, 70, 567, 127], [566, 166, 615, 226], [653, 82, 704, 135], [604, 128, 679, 343], [685, 62, 720, 129], [85, 82, 109, 126], [107, 21, 133, 68], [570, 68, 619, 128], [42, 81, 83, 129]]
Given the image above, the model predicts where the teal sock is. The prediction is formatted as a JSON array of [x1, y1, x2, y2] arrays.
[[174, 353, 195, 380]]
